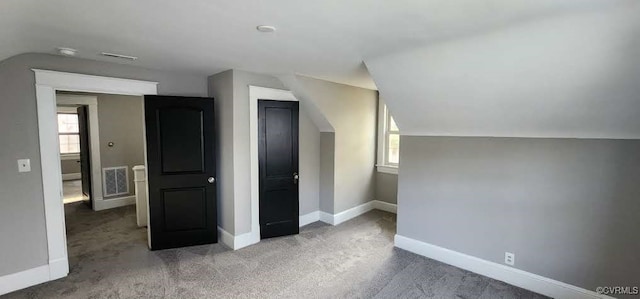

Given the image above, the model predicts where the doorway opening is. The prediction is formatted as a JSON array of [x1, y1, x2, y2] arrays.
[[54, 91, 149, 273], [56, 107, 85, 204], [34, 69, 158, 282], [56, 94, 97, 208], [56, 92, 146, 211]]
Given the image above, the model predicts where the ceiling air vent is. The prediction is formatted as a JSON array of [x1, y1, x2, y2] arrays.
[[101, 52, 138, 60]]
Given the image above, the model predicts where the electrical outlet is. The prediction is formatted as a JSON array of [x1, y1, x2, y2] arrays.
[[505, 252, 515, 266]]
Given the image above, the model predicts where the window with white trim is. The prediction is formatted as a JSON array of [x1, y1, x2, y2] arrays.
[[385, 108, 400, 166], [57, 113, 80, 154], [377, 100, 400, 174]]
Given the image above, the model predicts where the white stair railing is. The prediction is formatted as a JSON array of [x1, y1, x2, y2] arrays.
[[132, 165, 148, 227]]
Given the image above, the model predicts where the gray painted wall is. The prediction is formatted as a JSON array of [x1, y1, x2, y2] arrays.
[[294, 76, 377, 213], [397, 136, 640, 291], [96, 94, 145, 197], [231, 70, 288, 235], [369, 1, 640, 292], [299, 108, 321, 215], [319, 133, 336, 213], [208, 69, 321, 235], [61, 159, 80, 175], [0, 53, 207, 276], [376, 172, 397, 204], [208, 70, 235, 234]]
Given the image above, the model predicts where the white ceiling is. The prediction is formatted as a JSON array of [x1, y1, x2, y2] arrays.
[[367, 0, 640, 138], [0, 0, 621, 90]]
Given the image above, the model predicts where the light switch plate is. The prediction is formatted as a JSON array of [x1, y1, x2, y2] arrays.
[[18, 159, 31, 172]]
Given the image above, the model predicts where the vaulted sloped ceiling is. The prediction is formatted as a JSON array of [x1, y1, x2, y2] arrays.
[[3, 0, 639, 137], [279, 74, 334, 132], [0, 0, 622, 90], [366, 1, 640, 138]]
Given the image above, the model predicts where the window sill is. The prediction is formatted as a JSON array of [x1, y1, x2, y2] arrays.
[[376, 165, 398, 175]]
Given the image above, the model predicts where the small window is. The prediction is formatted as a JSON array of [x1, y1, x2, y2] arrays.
[[58, 113, 80, 154], [377, 100, 400, 174], [384, 106, 400, 166]]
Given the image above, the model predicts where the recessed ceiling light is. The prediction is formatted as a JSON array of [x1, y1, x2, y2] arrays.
[[57, 47, 77, 56], [256, 25, 276, 33]]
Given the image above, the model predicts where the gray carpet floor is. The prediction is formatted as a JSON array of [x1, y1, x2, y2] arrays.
[[3, 203, 547, 299]]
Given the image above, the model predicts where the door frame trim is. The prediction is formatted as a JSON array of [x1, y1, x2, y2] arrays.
[[249, 86, 298, 245], [56, 94, 101, 210], [33, 69, 157, 284]]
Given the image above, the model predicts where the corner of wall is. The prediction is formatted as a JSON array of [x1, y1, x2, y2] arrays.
[[207, 69, 236, 235]]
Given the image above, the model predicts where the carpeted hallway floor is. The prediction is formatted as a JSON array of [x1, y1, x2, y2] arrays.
[[3, 203, 547, 298]]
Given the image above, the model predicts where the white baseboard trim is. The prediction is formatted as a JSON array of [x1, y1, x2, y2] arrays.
[[236, 231, 260, 250], [217, 226, 234, 249], [332, 201, 375, 225], [93, 195, 135, 211], [318, 200, 397, 226], [48, 258, 69, 280], [372, 200, 397, 214], [0, 265, 50, 295], [394, 235, 612, 299], [218, 202, 398, 251], [299, 211, 320, 227], [0, 257, 69, 296], [217, 227, 260, 250], [319, 211, 334, 225], [62, 173, 81, 181]]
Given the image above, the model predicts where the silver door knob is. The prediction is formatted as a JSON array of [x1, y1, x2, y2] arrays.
[[208, 177, 215, 183], [293, 172, 299, 184]]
